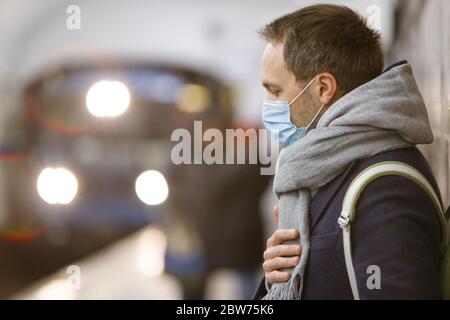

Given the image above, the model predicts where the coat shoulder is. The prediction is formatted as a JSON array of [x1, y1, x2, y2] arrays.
[[351, 146, 441, 202], [304, 146, 443, 299]]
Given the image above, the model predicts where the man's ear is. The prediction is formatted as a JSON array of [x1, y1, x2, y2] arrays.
[[316, 73, 338, 106]]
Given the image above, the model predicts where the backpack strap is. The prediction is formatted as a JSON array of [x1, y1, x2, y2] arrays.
[[338, 161, 448, 300]]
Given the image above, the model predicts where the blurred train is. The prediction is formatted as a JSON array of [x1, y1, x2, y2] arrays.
[[0, 0, 399, 299]]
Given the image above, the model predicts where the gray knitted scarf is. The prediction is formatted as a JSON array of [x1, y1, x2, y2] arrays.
[[263, 62, 434, 300]]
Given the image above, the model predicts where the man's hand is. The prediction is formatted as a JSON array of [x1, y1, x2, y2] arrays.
[[263, 205, 302, 286]]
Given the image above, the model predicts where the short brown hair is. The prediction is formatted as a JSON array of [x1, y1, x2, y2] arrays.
[[259, 4, 384, 93]]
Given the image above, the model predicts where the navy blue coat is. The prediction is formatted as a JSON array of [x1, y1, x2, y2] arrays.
[[253, 146, 444, 299]]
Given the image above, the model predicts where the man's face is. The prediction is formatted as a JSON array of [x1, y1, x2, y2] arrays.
[[260, 42, 321, 129]]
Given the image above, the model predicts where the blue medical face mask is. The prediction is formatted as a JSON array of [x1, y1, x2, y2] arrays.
[[262, 75, 326, 146]]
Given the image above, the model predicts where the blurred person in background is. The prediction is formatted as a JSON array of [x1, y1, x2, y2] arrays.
[[165, 97, 271, 299]]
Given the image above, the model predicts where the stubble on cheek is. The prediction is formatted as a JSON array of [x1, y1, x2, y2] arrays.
[[291, 92, 316, 128]]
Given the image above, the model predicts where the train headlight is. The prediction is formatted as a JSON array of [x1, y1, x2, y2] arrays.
[[37, 167, 78, 205], [86, 80, 130, 117], [135, 170, 169, 206]]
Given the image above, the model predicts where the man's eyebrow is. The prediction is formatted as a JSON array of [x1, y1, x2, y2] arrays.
[[262, 81, 280, 90]]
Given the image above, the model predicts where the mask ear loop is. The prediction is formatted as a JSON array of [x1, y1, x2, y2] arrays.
[[288, 75, 318, 106], [306, 103, 327, 130]]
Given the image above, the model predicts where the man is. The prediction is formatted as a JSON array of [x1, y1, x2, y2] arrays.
[[253, 4, 444, 299]]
